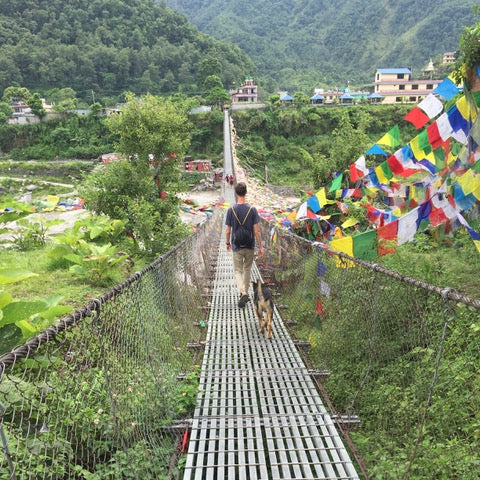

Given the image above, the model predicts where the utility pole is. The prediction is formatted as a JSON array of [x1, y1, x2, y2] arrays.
[[91, 90, 95, 104]]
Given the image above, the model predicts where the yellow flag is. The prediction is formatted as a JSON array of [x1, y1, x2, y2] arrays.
[[316, 187, 334, 206], [457, 170, 477, 195], [374, 165, 388, 185], [409, 136, 425, 160], [457, 95, 477, 122], [341, 217, 359, 229], [287, 211, 297, 224], [330, 236, 355, 268]]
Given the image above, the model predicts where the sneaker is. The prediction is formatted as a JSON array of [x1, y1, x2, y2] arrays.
[[238, 294, 250, 308]]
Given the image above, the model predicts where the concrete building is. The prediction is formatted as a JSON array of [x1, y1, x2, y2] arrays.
[[442, 52, 456, 65], [230, 77, 258, 104], [373, 68, 442, 104]]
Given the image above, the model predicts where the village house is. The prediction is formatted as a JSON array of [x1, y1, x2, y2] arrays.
[[442, 51, 456, 65], [373, 68, 442, 104], [230, 77, 258, 104]]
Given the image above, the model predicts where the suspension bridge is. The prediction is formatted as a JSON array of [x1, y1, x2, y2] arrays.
[[0, 111, 479, 479]]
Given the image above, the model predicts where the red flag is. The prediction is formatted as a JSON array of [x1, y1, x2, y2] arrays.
[[377, 220, 398, 256], [427, 121, 443, 149], [350, 162, 359, 182], [387, 154, 404, 175], [316, 297, 324, 316], [404, 107, 430, 129], [429, 207, 448, 227]]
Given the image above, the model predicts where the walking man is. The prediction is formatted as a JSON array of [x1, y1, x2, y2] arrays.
[[225, 182, 263, 308]]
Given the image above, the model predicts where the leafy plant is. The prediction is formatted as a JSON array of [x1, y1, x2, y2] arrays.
[[11, 218, 62, 251], [0, 269, 72, 354], [52, 241, 129, 286]]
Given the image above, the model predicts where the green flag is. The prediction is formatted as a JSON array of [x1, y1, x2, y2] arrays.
[[328, 173, 343, 193]]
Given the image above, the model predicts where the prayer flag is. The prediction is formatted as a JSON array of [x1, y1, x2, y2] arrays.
[[320, 280, 331, 298], [374, 164, 389, 185], [377, 220, 398, 256], [350, 155, 369, 182], [404, 107, 430, 129], [365, 144, 388, 155], [307, 194, 321, 213], [433, 77, 460, 101], [456, 95, 476, 123], [377, 125, 402, 149], [416, 200, 432, 229], [417, 129, 431, 152], [447, 105, 469, 134], [379, 161, 394, 180], [341, 217, 359, 229], [353, 229, 377, 261], [434, 147, 447, 172], [418, 94, 444, 119], [466, 225, 480, 253], [317, 260, 327, 277], [296, 201, 308, 220], [330, 236, 355, 268], [316, 297, 324, 316], [427, 121, 443, 150], [387, 154, 404, 175], [328, 173, 343, 193], [429, 207, 449, 227], [436, 112, 454, 141], [397, 208, 420, 245]]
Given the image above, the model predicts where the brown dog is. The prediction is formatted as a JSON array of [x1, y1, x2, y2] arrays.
[[252, 280, 274, 339]]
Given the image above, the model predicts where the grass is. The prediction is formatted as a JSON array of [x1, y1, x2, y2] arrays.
[[1, 247, 104, 309], [378, 230, 480, 299]]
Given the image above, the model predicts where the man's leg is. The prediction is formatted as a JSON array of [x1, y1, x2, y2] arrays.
[[242, 249, 255, 295], [232, 250, 246, 295]]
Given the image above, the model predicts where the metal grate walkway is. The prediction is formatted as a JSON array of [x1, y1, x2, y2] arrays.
[[183, 226, 360, 480]]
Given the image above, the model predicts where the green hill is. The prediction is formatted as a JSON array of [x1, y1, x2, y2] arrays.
[[0, 0, 256, 101], [165, 0, 473, 90]]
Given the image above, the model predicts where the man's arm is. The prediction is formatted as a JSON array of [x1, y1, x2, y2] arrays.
[[225, 225, 232, 251], [253, 223, 263, 256]]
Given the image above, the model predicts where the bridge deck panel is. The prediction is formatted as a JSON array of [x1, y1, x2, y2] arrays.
[[183, 187, 359, 479]]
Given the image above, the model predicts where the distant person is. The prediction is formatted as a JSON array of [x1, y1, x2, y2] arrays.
[[225, 182, 263, 308]]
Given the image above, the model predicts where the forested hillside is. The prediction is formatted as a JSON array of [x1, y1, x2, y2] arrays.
[[166, 0, 473, 90], [0, 0, 256, 102]]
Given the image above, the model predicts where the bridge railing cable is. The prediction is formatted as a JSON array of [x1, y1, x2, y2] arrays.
[[0, 209, 222, 480], [257, 220, 480, 479]]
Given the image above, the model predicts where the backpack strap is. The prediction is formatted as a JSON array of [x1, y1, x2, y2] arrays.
[[232, 206, 253, 225]]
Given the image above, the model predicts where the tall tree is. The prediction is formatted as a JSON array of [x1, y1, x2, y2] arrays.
[[27, 93, 46, 119]]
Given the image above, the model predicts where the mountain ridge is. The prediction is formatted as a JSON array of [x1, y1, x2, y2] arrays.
[[165, 0, 473, 90], [0, 0, 256, 101]]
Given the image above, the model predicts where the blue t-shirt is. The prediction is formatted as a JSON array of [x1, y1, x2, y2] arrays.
[[225, 203, 259, 251]]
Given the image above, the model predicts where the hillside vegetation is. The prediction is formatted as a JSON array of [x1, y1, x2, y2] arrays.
[[0, 0, 255, 102], [166, 0, 473, 90]]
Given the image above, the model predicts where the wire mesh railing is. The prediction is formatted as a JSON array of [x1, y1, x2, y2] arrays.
[[0, 209, 223, 480], [257, 220, 480, 480]]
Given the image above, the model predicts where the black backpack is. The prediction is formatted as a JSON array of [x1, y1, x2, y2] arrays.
[[232, 206, 253, 248]]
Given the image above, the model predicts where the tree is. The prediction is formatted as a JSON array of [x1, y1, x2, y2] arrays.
[[206, 86, 230, 109], [106, 93, 191, 182], [328, 110, 370, 177], [28, 93, 46, 119], [294, 92, 309, 108], [0, 102, 13, 123], [202, 74, 223, 92], [197, 56, 222, 86], [46, 87, 78, 112], [82, 92, 193, 257], [2, 86, 31, 103]]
